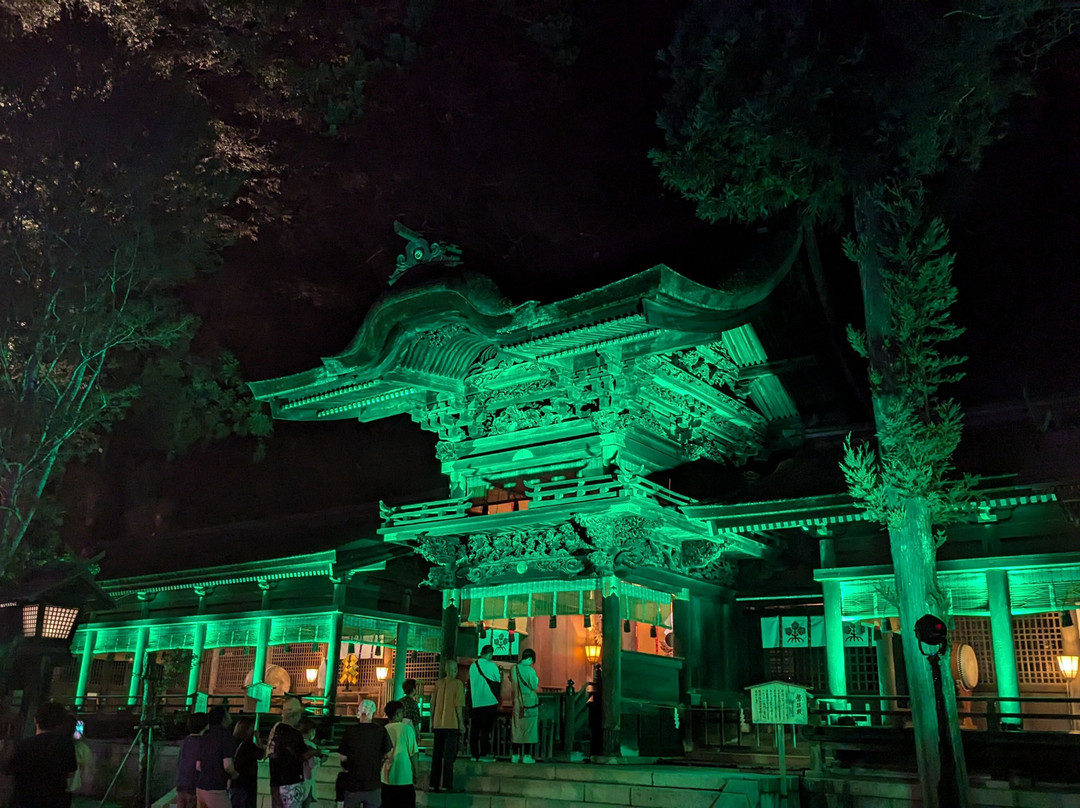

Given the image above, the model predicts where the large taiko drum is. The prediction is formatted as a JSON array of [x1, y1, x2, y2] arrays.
[[950, 642, 979, 691]]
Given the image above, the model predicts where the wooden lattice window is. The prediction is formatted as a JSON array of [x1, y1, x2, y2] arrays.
[[765, 646, 877, 695], [764, 648, 828, 693], [53, 659, 77, 684], [404, 651, 441, 694], [1013, 612, 1066, 685], [844, 646, 880, 696], [198, 652, 212, 692], [215, 648, 255, 691], [952, 616, 996, 686], [270, 644, 326, 687], [110, 658, 131, 687], [89, 658, 104, 686]]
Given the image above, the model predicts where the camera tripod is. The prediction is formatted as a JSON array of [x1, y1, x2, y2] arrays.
[[98, 721, 156, 808]]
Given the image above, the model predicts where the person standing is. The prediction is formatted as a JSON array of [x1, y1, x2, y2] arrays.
[[197, 706, 236, 808], [428, 660, 466, 793], [468, 645, 500, 762], [381, 700, 419, 808], [398, 679, 422, 728], [337, 699, 392, 808], [268, 697, 318, 808], [229, 717, 264, 808], [176, 712, 208, 808], [510, 649, 540, 764], [2, 702, 78, 808]]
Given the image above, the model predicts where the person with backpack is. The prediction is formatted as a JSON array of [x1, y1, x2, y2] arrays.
[[468, 645, 501, 762]]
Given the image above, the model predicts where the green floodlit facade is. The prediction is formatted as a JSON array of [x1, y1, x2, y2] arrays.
[[69, 261, 1080, 741], [248, 262, 1080, 738], [63, 544, 444, 717], [249, 264, 805, 744]]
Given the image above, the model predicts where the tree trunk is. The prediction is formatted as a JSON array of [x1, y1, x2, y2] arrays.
[[854, 188, 969, 807], [890, 497, 969, 808]]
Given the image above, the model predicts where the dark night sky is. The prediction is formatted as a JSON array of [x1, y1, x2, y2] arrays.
[[55, 2, 1080, 576]]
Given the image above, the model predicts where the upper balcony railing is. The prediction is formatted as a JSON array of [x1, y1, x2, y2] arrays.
[[379, 496, 471, 527], [379, 474, 697, 529]]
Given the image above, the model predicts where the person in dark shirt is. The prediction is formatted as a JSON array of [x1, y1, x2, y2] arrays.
[[398, 680, 422, 728], [268, 697, 318, 808], [197, 706, 236, 808], [337, 699, 392, 808], [176, 712, 208, 808], [2, 702, 78, 808], [229, 717, 264, 808]]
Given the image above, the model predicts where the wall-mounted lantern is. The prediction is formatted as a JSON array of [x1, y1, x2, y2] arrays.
[[1057, 654, 1079, 682]]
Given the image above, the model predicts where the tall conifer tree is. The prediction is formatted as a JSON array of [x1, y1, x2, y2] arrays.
[[652, 3, 1076, 804]]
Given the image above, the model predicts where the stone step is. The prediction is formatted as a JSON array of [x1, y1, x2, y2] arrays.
[[288, 756, 790, 808], [416, 761, 790, 808]]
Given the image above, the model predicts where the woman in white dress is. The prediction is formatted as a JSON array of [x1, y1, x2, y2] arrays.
[[510, 648, 540, 763], [381, 700, 419, 808]]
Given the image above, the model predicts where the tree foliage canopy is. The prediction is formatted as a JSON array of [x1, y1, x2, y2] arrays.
[[651, 0, 1074, 526], [841, 185, 975, 528], [652, 0, 1069, 227], [0, 5, 263, 577]]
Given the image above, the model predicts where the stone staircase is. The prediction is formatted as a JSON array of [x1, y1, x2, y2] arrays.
[[303, 757, 792, 808]]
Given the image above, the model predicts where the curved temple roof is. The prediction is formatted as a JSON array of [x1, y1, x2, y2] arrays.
[[249, 262, 796, 425]]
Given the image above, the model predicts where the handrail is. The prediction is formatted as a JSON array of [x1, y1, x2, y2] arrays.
[[808, 692, 1080, 734], [379, 497, 470, 526], [381, 472, 699, 525], [527, 475, 620, 507], [627, 476, 698, 507]]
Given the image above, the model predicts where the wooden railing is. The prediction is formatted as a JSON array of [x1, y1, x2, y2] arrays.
[[526, 475, 621, 508], [380, 473, 698, 529], [810, 692, 1080, 733], [626, 476, 698, 508], [380, 496, 471, 526]]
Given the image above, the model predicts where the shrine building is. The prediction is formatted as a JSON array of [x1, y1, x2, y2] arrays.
[[248, 261, 807, 751], [52, 252, 1080, 751]]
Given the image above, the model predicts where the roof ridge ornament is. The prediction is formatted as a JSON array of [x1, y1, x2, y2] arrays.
[[389, 220, 462, 286]]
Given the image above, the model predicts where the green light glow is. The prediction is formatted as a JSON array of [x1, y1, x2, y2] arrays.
[[250, 268, 801, 590]]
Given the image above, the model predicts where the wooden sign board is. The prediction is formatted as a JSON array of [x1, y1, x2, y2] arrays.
[[747, 680, 811, 726], [247, 682, 273, 712]]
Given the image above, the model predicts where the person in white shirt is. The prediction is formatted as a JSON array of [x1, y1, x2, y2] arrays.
[[381, 700, 419, 808], [468, 644, 501, 762]]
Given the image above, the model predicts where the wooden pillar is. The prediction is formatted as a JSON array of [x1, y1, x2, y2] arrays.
[[259, 580, 273, 611], [128, 626, 149, 706], [717, 597, 738, 692], [440, 602, 459, 666], [393, 621, 410, 700], [823, 582, 847, 698], [672, 598, 692, 701], [987, 570, 1021, 727], [187, 622, 207, 706], [820, 540, 846, 698], [324, 611, 344, 709], [74, 629, 96, 709], [876, 628, 899, 725], [252, 617, 272, 687], [600, 591, 622, 757]]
